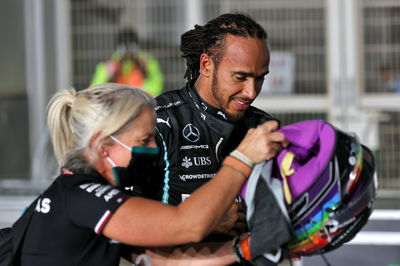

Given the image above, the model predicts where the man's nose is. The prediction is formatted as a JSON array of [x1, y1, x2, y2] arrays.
[[243, 79, 257, 99]]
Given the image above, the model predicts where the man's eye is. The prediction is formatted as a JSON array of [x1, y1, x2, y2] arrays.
[[235, 76, 246, 81]]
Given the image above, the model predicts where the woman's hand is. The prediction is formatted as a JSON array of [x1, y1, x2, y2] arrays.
[[236, 120, 288, 164]]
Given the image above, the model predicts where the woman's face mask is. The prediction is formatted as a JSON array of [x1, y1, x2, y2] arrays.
[[106, 136, 161, 196]]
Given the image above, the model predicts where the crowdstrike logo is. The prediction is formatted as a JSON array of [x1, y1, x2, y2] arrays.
[[179, 173, 216, 181], [182, 124, 200, 142]]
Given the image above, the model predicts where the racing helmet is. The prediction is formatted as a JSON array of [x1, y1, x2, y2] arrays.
[[275, 120, 377, 257]]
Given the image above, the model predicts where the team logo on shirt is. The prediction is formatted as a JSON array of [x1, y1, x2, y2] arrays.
[[181, 156, 193, 168], [35, 198, 51, 213], [157, 117, 171, 128], [179, 173, 216, 181], [80, 183, 120, 202], [181, 156, 211, 168], [109, 239, 120, 245], [217, 111, 228, 120], [104, 189, 120, 202], [155, 100, 182, 111], [194, 156, 212, 166], [180, 144, 209, 150], [182, 124, 200, 142]]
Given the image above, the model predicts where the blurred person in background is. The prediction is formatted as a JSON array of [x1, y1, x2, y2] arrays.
[[379, 62, 400, 93], [91, 28, 164, 96], [12, 83, 286, 265], [155, 13, 277, 241]]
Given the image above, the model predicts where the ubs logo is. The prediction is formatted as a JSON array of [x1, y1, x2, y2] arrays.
[[181, 156, 193, 168], [181, 156, 211, 168], [182, 124, 200, 142]]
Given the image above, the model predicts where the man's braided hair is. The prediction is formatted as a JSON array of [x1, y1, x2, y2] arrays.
[[180, 13, 268, 82]]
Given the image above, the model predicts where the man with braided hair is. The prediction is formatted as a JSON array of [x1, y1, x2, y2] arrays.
[[155, 13, 279, 248]]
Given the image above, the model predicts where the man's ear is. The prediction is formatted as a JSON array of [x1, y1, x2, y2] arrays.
[[199, 53, 214, 78]]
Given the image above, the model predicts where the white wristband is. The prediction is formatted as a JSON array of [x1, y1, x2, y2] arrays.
[[229, 150, 254, 168]]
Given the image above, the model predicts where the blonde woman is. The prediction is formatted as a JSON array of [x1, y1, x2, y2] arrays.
[[16, 83, 286, 265]]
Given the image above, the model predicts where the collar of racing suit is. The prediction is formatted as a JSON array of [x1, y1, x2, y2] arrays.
[[185, 83, 236, 139], [188, 87, 229, 121]]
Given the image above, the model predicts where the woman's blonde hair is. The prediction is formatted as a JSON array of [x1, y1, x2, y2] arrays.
[[46, 83, 156, 168]]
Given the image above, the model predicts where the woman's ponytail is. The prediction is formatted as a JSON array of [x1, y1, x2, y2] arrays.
[[46, 88, 77, 166]]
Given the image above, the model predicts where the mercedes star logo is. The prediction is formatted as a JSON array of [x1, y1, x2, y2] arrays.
[[182, 124, 200, 142]]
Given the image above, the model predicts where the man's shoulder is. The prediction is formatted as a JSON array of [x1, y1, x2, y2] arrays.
[[246, 106, 279, 125], [155, 87, 188, 112]]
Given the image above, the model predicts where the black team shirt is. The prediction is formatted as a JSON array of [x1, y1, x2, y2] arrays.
[[19, 168, 136, 266]]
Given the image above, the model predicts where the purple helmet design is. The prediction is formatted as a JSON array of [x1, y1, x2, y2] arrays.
[[240, 120, 377, 260], [277, 120, 377, 256]]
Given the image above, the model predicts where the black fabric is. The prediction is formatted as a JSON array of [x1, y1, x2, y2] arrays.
[[0, 227, 13, 266], [251, 256, 280, 266], [249, 178, 293, 265], [14, 169, 134, 266], [0, 196, 38, 266], [155, 82, 277, 205], [229, 261, 254, 266]]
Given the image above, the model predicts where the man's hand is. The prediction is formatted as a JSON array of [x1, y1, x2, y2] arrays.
[[212, 202, 247, 236], [237, 120, 289, 164]]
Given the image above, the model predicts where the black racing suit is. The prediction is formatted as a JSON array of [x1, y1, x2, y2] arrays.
[[155, 82, 277, 206]]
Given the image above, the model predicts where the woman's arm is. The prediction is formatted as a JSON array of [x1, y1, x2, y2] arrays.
[[103, 164, 246, 246], [103, 121, 286, 246]]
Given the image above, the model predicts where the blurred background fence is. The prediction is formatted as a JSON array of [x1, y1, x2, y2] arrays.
[[0, 0, 399, 195]]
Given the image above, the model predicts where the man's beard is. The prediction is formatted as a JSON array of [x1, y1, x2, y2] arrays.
[[211, 73, 245, 122]]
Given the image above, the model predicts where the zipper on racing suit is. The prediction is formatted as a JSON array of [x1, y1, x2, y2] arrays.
[[215, 137, 224, 163]]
